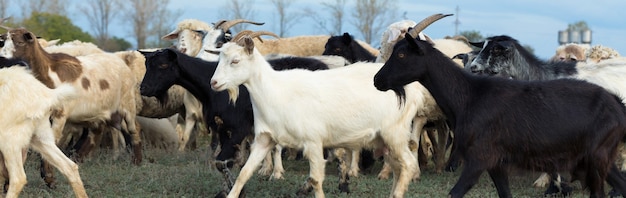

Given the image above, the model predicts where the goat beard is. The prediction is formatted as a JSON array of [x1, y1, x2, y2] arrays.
[[389, 86, 407, 106]]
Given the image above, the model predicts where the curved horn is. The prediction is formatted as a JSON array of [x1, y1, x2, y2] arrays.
[[215, 19, 265, 32], [0, 17, 13, 31], [408, 13, 453, 39], [232, 30, 279, 43]]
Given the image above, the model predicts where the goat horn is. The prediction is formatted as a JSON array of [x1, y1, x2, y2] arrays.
[[215, 19, 265, 32], [232, 30, 279, 43], [408, 13, 453, 39], [0, 16, 13, 31]]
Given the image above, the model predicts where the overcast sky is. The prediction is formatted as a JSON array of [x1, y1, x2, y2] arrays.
[[9, 0, 626, 59]]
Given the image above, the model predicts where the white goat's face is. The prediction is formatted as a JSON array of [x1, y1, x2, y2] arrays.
[[211, 42, 250, 93], [0, 33, 16, 58], [196, 29, 228, 61]]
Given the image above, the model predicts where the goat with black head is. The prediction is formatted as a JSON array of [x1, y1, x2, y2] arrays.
[[322, 32, 377, 63], [374, 13, 626, 198]]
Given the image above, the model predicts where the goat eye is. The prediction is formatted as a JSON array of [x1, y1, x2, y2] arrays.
[[334, 48, 341, 52], [15, 41, 25, 46], [570, 58, 577, 62], [398, 53, 405, 58], [159, 63, 168, 69], [232, 59, 239, 64]]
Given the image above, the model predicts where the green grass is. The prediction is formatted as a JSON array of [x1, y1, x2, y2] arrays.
[[14, 143, 595, 198]]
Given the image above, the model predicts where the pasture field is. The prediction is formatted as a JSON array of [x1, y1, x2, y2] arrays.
[[16, 138, 593, 198]]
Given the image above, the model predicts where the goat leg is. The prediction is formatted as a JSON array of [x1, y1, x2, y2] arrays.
[[296, 177, 315, 196], [39, 157, 56, 189]]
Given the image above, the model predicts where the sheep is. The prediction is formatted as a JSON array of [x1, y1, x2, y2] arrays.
[[551, 43, 621, 63], [250, 34, 380, 57], [208, 30, 440, 197], [0, 66, 87, 198], [372, 20, 626, 197], [44, 40, 105, 56], [467, 35, 626, 195], [0, 28, 142, 188]]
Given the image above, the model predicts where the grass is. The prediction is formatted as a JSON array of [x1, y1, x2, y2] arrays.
[[14, 139, 596, 198]]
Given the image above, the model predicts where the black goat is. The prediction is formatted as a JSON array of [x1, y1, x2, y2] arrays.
[[468, 35, 577, 80], [373, 32, 626, 198], [322, 32, 376, 63], [139, 48, 330, 197]]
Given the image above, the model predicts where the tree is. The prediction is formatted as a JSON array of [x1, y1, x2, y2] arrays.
[[123, 0, 180, 49], [269, 0, 303, 37], [351, 0, 398, 45], [103, 36, 132, 51], [459, 30, 484, 43], [0, 0, 9, 19], [567, 21, 590, 31], [21, 12, 94, 43], [19, 0, 69, 18], [218, 0, 257, 33], [78, 0, 121, 47], [303, 0, 347, 35]]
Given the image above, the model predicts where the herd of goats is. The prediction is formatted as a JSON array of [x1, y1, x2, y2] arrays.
[[0, 12, 625, 198]]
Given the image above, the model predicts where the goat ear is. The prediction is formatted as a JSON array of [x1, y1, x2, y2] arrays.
[[24, 32, 35, 43], [161, 31, 179, 40], [405, 33, 424, 55], [243, 37, 255, 55], [341, 32, 353, 45]]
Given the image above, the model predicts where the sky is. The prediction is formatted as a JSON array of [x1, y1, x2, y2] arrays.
[[7, 0, 626, 59]]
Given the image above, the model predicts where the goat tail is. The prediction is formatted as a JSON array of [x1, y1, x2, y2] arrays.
[[51, 83, 77, 107]]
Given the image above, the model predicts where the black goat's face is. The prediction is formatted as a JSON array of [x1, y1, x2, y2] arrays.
[[139, 49, 181, 104], [374, 33, 432, 101], [322, 34, 354, 62], [468, 36, 516, 77]]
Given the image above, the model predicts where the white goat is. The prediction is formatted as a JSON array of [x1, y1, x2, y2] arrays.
[[0, 66, 87, 198], [164, 19, 264, 151], [210, 35, 434, 198]]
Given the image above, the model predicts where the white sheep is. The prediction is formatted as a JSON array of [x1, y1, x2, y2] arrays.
[[209, 34, 437, 197], [551, 43, 621, 63], [251, 35, 380, 57], [0, 66, 87, 198]]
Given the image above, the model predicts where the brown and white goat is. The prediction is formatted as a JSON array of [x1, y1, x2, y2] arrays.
[[0, 28, 142, 186]]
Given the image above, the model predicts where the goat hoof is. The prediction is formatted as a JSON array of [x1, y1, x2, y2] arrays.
[[338, 182, 350, 193], [214, 191, 227, 198]]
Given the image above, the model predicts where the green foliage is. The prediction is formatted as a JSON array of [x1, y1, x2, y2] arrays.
[[459, 30, 484, 43], [100, 36, 133, 51], [21, 12, 94, 43], [567, 21, 590, 31]]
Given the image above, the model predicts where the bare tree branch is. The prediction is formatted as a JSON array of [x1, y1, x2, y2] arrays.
[[79, 0, 121, 46], [20, 0, 69, 17], [123, 0, 180, 49], [269, 0, 303, 37], [351, 0, 398, 45], [218, 0, 257, 33]]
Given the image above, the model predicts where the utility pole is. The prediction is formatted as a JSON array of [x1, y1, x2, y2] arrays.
[[454, 5, 461, 36]]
